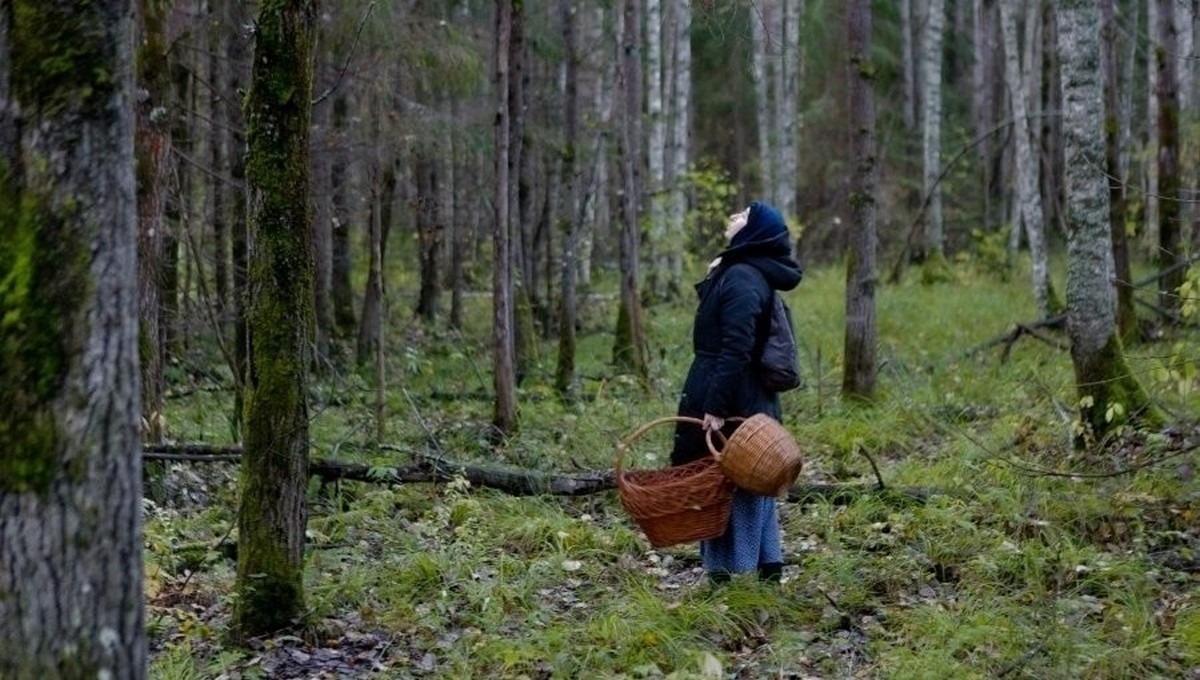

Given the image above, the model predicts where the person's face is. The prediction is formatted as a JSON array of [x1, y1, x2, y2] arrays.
[[724, 208, 750, 241]]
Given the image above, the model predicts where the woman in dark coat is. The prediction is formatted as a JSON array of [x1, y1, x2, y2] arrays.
[[671, 201, 803, 582]]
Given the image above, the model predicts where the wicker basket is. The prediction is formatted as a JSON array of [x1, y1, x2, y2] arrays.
[[706, 413, 803, 497], [615, 416, 735, 548]]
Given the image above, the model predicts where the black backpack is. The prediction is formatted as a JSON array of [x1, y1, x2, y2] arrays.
[[757, 292, 802, 392]]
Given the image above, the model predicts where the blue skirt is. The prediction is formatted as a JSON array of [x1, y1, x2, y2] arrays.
[[700, 489, 782, 573]]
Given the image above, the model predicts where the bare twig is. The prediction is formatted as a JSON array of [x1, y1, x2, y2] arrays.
[[311, 2, 377, 107]]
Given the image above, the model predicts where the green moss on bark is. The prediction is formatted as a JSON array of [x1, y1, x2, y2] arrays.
[[0, 164, 89, 493], [11, 0, 115, 116], [1075, 333, 1162, 437]]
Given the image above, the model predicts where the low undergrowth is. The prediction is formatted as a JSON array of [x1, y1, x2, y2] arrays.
[[148, 259, 1200, 679]]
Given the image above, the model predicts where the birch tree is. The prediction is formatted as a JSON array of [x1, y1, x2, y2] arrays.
[[233, 0, 318, 638], [667, 0, 692, 291], [0, 0, 146, 674], [1000, 0, 1053, 317], [750, 0, 802, 220], [1056, 0, 1157, 437], [922, 0, 948, 269], [843, 0, 878, 400]]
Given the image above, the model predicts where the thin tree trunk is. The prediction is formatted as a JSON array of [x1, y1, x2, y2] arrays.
[[311, 80, 334, 362], [843, 0, 878, 400], [667, 0, 692, 292], [1102, 0, 1137, 340], [331, 94, 356, 336], [137, 0, 173, 448], [1001, 0, 1052, 317], [614, 0, 649, 382], [905, 0, 919, 133], [0, 1, 146, 673], [557, 0, 581, 397], [1146, 0, 1161, 250], [357, 160, 396, 365], [922, 0, 947, 261], [778, 0, 802, 220], [415, 156, 442, 322], [234, 0, 317, 639], [494, 0, 519, 434], [1056, 0, 1158, 438], [1156, 0, 1183, 312], [646, 0, 668, 301]]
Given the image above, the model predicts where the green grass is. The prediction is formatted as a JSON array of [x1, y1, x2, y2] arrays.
[[148, 255, 1200, 678]]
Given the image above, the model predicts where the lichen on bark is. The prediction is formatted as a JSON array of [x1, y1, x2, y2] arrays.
[[0, 165, 90, 493], [10, 0, 115, 116]]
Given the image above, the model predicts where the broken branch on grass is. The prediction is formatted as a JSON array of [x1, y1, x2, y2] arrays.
[[143, 443, 936, 503], [964, 315, 1067, 362]]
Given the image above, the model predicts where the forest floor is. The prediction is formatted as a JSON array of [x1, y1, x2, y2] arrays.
[[147, 261, 1200, 679]]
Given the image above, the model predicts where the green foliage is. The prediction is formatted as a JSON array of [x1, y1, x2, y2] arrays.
[[10, 0, 116, 116], [683, 160, 739, 259]]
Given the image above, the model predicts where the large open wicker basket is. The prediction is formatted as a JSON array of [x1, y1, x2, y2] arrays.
[[706, 413, 803, 497], [615, 416, 735, 548]]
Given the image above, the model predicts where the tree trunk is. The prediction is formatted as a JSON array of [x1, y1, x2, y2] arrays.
[[137, 0, 173, 448], [1101, 0, 1137, 341], [415, 156, 442, 322], [1145, 0, 1160, 251], [311, 76, 335, 362], [494, 0, 519, 434], [1056, 0, 1158, 438], [905, 0, 919, 133], [234, 0, 317, 640], [331, 94, 356, 336], [557, 0, 581, 397], [667, 0, 692, 292], [843, 0, 878, 400], [614, 0, 649, 382], [921, 0, 946, 265], [1156, 0, 1183, 312], [645, 0, 669, 302], [356, 161, 395, 367], [0, 1, 146, 674], [1001, 0, 1052, 317]]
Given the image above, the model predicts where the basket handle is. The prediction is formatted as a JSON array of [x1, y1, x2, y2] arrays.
[[704, 416, 746, 460], [614, 416, 727, 475]]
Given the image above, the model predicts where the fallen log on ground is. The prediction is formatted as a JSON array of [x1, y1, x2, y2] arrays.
[[144, 444, 934, 503]]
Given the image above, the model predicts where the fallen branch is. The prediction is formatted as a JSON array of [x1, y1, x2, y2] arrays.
[[964, 315, 1067, 362], [144, 444, 934, 503]]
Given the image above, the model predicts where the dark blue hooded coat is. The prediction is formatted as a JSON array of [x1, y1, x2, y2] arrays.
[[671, 202, 803, 465]]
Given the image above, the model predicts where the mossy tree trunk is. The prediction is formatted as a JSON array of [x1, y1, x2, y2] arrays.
[[843, 0, 878, 401], [1056, 1, 1159, 438], [233, 0, 317, 640], [0, 0, 146, 675]]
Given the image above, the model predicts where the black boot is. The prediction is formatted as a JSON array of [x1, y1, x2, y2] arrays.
[[708, 570, 732, 586], [758, 562, 783, 583]]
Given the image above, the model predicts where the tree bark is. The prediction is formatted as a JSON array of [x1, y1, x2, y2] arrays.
[[1101, 0, 1137, 341], [494, 0, 519, 434], [1001, 0, 1052, 317], [0, 0, 146, 674], [843, 0, 878, 400], [331, 94, 356, 336], [415, 156, 442, 322], [234, 0, 317, 640], [556, 0, 581, 398], [921, 0, 947, 262], [1156, 0, 1183, 312], [613, 0, 649, 382], [1056, 0, 1158, 438]]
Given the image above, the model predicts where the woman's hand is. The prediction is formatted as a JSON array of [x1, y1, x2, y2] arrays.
[[702, 413, 725, 432]]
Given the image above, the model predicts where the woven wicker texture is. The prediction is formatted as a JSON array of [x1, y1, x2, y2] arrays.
[[615, 417, 735, 548], [707, 413, 803, 496]]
